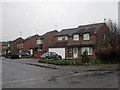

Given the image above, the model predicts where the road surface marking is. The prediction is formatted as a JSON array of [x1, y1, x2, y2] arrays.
[[1, 77, 44, 84]]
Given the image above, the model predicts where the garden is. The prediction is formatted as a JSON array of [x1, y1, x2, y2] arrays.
[[38, 59, 101, 66], [39, 49, 119, 66]]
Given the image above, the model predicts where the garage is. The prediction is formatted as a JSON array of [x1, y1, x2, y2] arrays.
[[49, 48, 65, 59]]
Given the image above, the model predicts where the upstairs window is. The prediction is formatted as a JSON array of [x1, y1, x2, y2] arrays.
[[65, 36, 68, 40], [37, 39, 42, 44], [58, 37, 63, 41], [73, 34, 79, 41], [83, 34, 90, 40], [8, 44, 10, 47]]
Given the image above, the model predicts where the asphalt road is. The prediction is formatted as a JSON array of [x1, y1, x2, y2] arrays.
[[2, 58, 119, 88]]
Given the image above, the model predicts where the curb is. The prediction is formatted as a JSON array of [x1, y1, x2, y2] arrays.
[[25, 62, 60, 70]]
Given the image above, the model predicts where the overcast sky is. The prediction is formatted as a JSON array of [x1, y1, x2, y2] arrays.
[[1, 0, 119, 41]]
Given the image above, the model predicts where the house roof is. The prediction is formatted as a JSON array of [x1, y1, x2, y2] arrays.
[[13, 37, 23, 42], [24, 34, 38, 42], [37, 30, 58, 39], [48, 41, 68, 48], [55, 23, 105, 36]]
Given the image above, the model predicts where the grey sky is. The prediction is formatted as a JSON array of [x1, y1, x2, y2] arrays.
[[1, 0, 118, 41]]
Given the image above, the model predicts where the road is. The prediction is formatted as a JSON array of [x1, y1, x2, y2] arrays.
[[1, 58, 119, 88]]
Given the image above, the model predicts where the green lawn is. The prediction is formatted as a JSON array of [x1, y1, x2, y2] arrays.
[[39, 59, 101, 66]]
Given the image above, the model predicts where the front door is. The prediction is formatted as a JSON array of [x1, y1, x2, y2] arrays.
[[30, 49, 33, 55], [73, 48, 78, 58]]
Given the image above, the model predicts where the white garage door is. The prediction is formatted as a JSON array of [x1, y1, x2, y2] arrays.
[[49, 48, 65, 59]]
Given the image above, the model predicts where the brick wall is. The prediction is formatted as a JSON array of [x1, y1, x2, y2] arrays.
[[66, 47, 96, 60], [34, 31, 58, 58], [68, 35, 96, 44], [54, 34, 97, 60], [17, 43, 23, 49], [10, 38, 23, 55], [23, 35, 39, 53], [96, 24, 108, 52], [42, 31, 58, 52]]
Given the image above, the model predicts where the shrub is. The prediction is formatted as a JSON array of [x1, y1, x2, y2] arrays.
[[89, 60, 101, 64], [81, 50, 89, 64], [2, 54, 8, 58], [10, 54, 19, 59], [2, 53, 12, 58], [96, 49, 120, 64]]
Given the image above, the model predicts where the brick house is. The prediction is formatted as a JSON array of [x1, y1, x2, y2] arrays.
[[48, 23, 108, 60], [17, 40, 24, 54], [33, 30, 58, 58], [17, 34, 39, 55], [5, 37, 24, 55], [0, 42, 8, 55]]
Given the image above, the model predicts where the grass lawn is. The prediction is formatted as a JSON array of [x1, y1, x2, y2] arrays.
[[39, 59, 101, 66]]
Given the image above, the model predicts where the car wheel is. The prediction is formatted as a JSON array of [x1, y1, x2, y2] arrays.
[[45, 57, 49, 59], [57, 56, 62, 60]]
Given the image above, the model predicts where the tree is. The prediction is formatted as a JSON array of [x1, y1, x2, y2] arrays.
[[96, 19, 120, 63], [105, 19, 120, 50]]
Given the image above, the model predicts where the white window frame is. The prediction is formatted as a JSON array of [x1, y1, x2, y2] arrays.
[[73, 34, 79, 41], [37, 39, 42, 44], [8, 44, 10, 47], [83, 34, 90, 40], [58, 37, 63, 41], [37, 49, 42, 51], [65, 36, 68, 40], [81, 47, 92, 55]]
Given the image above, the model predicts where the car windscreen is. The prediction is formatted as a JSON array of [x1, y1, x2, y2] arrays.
[[43, 52, 49, 55]]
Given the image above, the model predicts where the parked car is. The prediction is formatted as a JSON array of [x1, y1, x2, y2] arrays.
[[19, 52, 32, 57], [41, 52, 62, 60]]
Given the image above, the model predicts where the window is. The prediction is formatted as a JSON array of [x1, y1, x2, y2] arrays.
[[81, 47, 92, 55], [51, 52, 57, 55], [37, 44, 43, 51], [104, 34, 106, 40], [37, 49, 42, 51], [43, 52, 49, 55], [83, 34, 90, 40], [65, 36, 68, 40], [73, 34, 79, 41], [8, 50, 10, 53], [8, 44, 10, 47], [37, 39, 42, 44], [69, 48, 72, 53], [58, 37, 63, 40]]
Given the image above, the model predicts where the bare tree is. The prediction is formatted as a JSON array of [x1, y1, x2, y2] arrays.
[[105, 19, 120, 49]]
